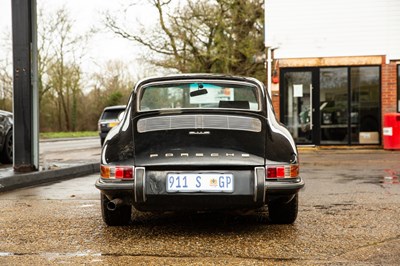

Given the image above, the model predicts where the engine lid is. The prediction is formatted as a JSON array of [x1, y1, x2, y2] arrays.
[[133, 114, 266, 167]]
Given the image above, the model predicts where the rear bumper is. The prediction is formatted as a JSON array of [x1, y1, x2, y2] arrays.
[[95, 179, 134, 191], [95, 167, 304, 211], [266, 178, 305, 194]]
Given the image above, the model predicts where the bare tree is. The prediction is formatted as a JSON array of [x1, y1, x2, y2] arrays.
[[75, 60, 134, 131], [38, 7, 91, 131], [0, 31, 13, 111], [90, 60, 134, 107], [0, 62, 13, 111], [105, 0, 265, 82]]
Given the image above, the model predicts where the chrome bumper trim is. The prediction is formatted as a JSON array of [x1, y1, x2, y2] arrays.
[[95, 179, 134, 191], [265, 177, 305, 193]]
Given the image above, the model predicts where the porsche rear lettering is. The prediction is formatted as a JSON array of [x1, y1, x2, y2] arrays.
[[149, 153, 250, 158]]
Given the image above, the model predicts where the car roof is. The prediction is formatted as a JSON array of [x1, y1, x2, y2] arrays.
[[103, 105, 126, 111], [134, 73, 265, 91]]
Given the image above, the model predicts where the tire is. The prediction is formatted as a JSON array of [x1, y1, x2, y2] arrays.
[[268, 194, 298, 224], [101, 193, 131, 226], [0, 130, 13, 164]]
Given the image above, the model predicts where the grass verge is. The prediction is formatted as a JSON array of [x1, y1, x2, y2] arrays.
[[40, 131, 98, 139]]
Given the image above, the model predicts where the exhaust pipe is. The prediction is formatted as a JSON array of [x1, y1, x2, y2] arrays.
[[107, 198, 124, 211]]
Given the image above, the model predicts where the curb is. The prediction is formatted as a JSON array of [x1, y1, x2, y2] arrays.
[[0, 163, 100, 193]]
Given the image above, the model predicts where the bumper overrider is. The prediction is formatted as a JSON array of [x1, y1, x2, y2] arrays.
[[95, 166, 304, 211]]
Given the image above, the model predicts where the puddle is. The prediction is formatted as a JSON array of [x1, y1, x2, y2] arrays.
[[360, 169, 400, 185], [381, 169, 399, 185]]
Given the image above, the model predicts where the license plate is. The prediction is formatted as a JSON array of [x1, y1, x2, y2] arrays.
[[166, 173, 234, 192]]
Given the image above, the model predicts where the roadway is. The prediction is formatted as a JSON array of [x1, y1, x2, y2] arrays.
[[39, 137, 100, 164], [40, 137, 100, 153], [0, 145, 400, 264]]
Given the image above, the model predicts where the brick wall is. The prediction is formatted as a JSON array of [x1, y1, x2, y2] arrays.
[[271, 93, 280, 120], [381, 60, 398, 115]]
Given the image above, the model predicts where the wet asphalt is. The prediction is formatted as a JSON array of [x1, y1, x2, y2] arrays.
[[0, 148, 400, 265]]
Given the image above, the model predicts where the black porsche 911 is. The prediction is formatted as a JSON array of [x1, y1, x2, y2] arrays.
[[95, 74, 304, 226]]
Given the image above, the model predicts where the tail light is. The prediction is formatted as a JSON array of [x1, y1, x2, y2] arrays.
[[267, 166, 285, 178], [266, 164, 299, 179], [101, 165, 134, 179]]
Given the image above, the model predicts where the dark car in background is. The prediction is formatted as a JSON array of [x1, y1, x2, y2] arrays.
[[98, 105, 126, 146], [0, 110, 13, 164], [95, 74, 304, 226]]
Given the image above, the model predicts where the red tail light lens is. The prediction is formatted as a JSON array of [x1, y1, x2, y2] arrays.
[[267, 166, 285, 178], [115, 166, 133, 179], [266, 165, 299, 179], [277, 167, 285, 177], [101, 165, 134, 179]]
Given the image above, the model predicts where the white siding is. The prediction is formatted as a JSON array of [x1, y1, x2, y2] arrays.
[[265, 0, 400, 60]]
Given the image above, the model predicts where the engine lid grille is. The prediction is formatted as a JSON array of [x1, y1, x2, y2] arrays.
[[137, 115, 262, 133]]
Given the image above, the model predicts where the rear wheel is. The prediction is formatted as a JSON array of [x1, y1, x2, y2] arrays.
[[0, 130, 13, 164], [268, 194, 298, 224], [101, 193, 131, 226]]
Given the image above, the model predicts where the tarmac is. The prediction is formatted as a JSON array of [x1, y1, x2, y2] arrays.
[[0, 137, 100, 193], [0, 140, 399, 193], [0, 162, 99, 192]]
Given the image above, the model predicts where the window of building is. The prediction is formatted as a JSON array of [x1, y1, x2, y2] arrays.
[[350, 66, 380, 144], [320, 68, 348, 144], [319, 66, 380, 145], [281, 66, 380, 145]]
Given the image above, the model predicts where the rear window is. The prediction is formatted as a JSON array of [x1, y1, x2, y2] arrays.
[[139, 81, 260, 111], [101, 109, 124, 120]]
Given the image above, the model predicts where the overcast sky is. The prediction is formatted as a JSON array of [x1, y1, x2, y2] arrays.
[[0, 0, 159, 81]]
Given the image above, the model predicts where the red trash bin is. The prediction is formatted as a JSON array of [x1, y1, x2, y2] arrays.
[[383, 113, 400, 149]]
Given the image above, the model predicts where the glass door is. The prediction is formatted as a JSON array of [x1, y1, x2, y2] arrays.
[[319, 68, 349, 144], [280, 67, 380, 146], [281, 69, 319, 144]]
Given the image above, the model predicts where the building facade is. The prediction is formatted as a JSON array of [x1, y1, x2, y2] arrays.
[[265, 0, 400, 146]]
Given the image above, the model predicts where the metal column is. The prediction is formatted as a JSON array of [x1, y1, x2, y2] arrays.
[[11, 0, 39, 172]]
